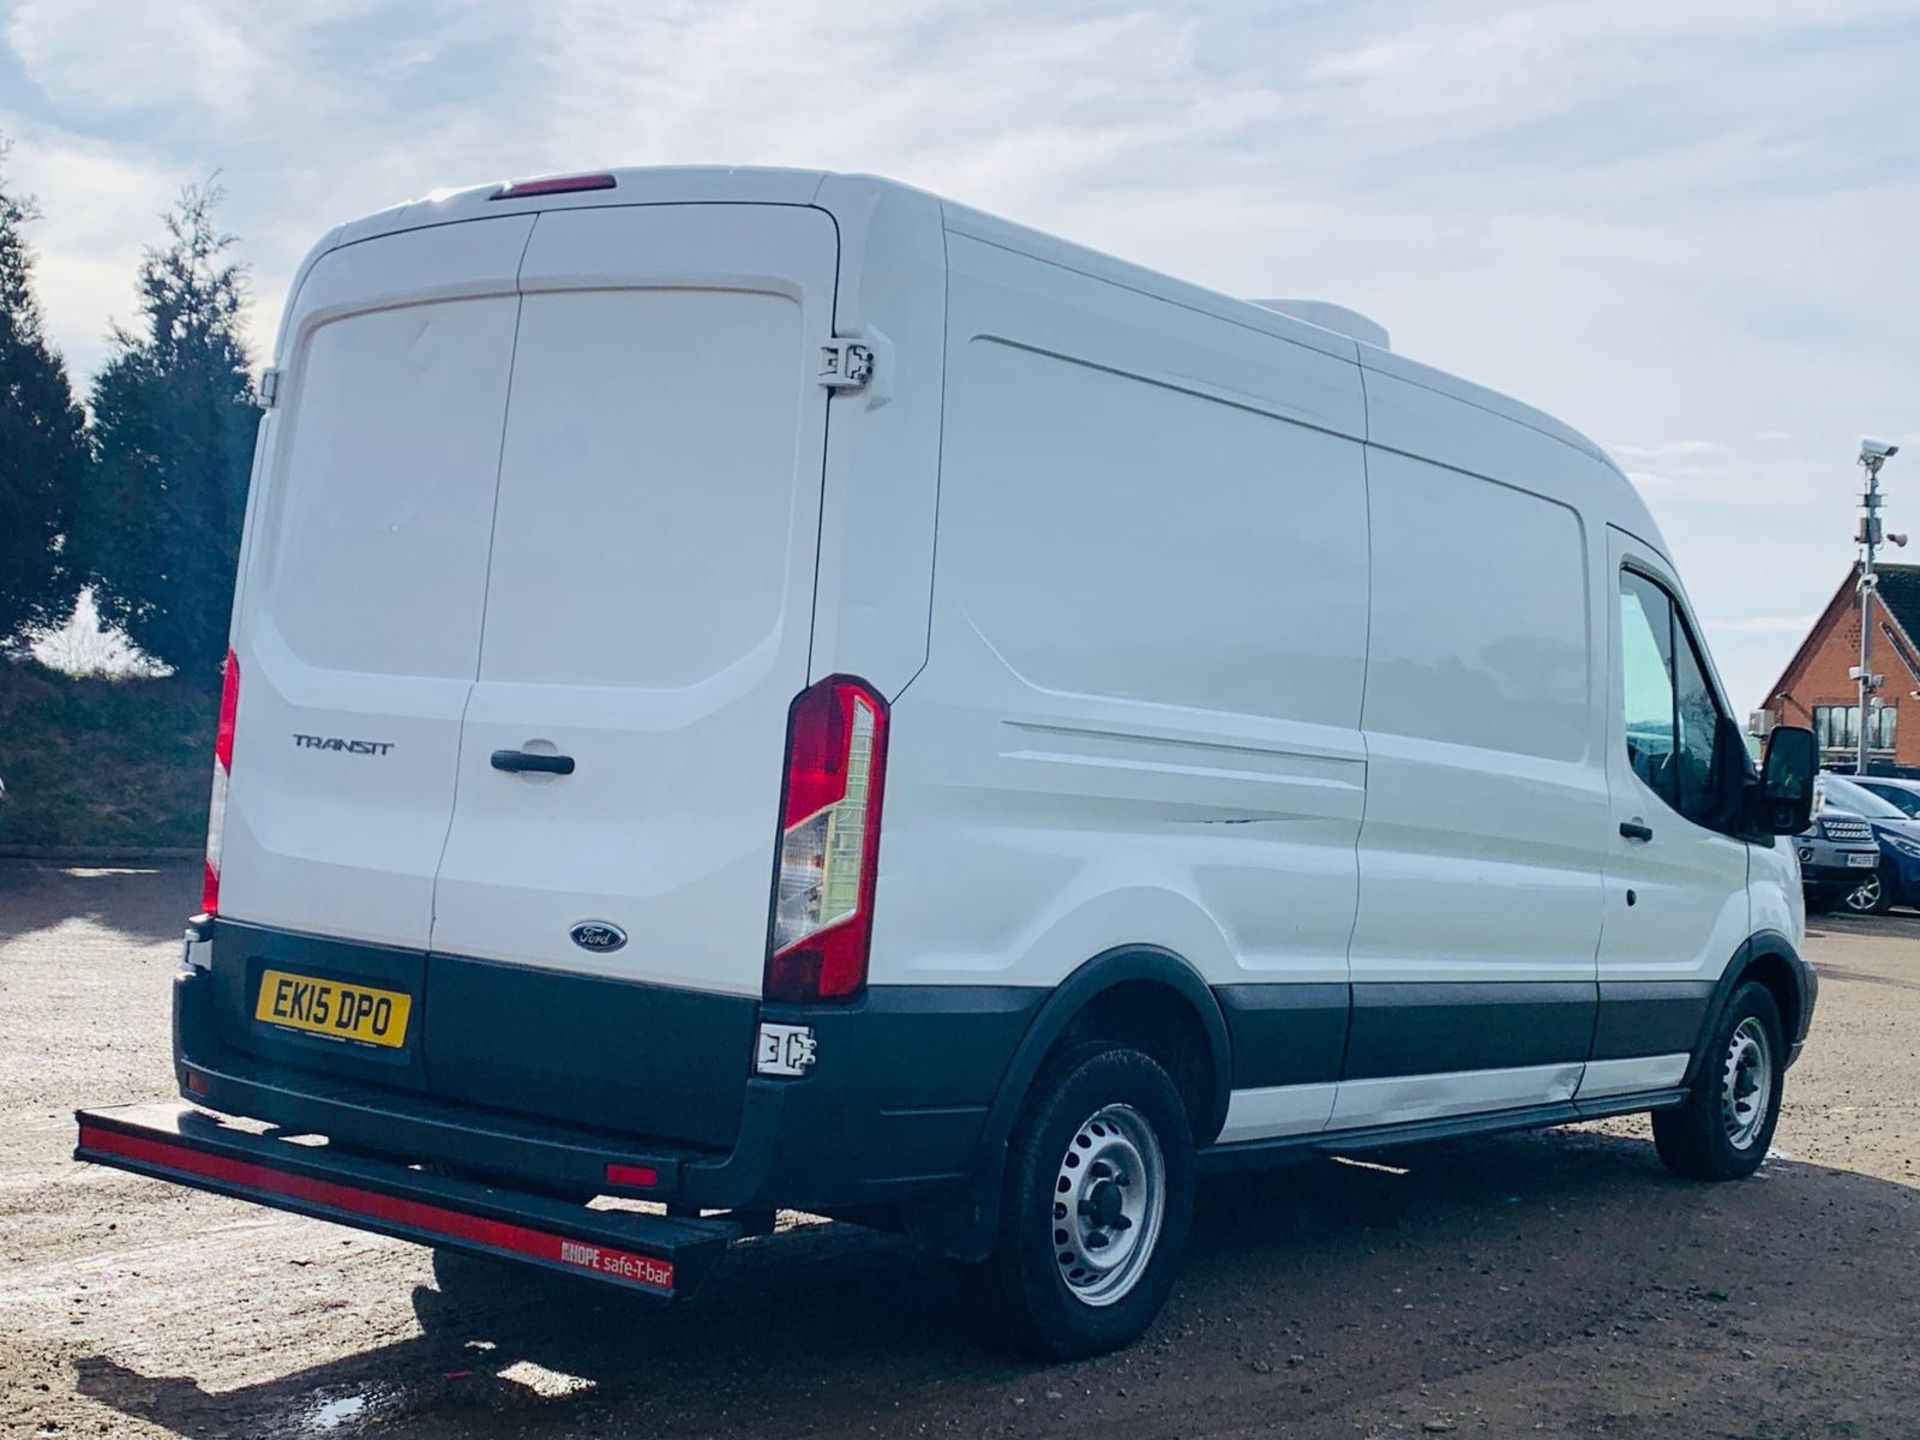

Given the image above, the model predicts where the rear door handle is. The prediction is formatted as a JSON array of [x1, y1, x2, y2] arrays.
[[1619, 820, 1654, 842], [490, 749, 575, 776]]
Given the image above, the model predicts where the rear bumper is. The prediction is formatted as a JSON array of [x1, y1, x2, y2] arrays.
[[172, 955, 1043, 1216], [1798, 857, 1879, 891], [76, 1102, 733, 1298]]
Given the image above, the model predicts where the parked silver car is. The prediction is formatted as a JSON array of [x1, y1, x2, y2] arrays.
[[1798, 805, 1882, 914]]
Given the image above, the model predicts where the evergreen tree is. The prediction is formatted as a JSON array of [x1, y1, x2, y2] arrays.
[[0, 138, 90, 648], [75, 181, 256, 686]]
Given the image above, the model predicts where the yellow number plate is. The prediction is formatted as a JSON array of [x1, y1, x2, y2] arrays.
[[254, 970, 412, 1048]]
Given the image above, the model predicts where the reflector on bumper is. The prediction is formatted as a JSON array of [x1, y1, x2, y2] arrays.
[[75, 1103, 736, 1298]]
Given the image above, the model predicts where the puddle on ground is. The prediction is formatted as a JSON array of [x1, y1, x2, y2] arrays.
[[303, 1391, 370, 1432]]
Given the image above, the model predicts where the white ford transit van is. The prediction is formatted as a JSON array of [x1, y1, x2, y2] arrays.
[[78, 167, 1821, 1359]]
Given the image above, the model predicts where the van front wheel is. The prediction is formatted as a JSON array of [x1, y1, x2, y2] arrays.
[[979, 1043, 1194, 1359], [1652, 981, 1785, 1181]]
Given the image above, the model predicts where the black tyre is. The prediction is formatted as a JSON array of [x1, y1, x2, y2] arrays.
[[1803, 888, 1836, 916], [1653, 981, 1785, 1181], [978, 1043, 1195, 1360], [1842, 869, 1892, 914]]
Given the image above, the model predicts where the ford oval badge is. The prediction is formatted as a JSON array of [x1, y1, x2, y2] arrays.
[[570, 921, 627, 954]]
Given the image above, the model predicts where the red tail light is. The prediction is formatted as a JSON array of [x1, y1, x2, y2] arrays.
[[201, 648, 240, 916], [764, 676, 890, 1003]]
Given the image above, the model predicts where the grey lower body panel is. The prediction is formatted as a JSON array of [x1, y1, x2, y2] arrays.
[[1343, 981, 1598, 1079], [177, 920, 1769, 1230], [1198, 1086, 1690, 1174], [1591, 980, 1714, 1060], [1220, 978, 1713, 1093], [1215, 983, 1347, 1088]]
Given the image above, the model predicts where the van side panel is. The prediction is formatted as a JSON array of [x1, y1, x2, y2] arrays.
[[1347, 379, 1611, 1107], [875, 233, 1368, 1132], [805, 177, 949, 695]]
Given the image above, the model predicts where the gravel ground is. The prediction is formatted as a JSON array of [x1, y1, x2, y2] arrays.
[[3, 860, 1917, 1439]]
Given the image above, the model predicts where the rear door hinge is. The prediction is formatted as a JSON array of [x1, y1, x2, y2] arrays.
[[817, 339, 875, 392], [258, 367, 281, 409]]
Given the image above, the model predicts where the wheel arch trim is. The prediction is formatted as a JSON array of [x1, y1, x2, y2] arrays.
[[905, 946, 1232, 1263], [1683, 929, 1814, 1087], [980, 945, 1234, 1153]]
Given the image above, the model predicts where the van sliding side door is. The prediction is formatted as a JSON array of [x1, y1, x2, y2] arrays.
[[1342, 448, 1608, 1126]]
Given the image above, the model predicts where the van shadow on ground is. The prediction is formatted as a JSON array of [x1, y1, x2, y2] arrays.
[[73, 1126, 1920, 1439], [0, 859, 195, 950]]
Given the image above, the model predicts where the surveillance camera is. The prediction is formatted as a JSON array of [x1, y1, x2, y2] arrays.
[[1862, 438, 1900, 463]]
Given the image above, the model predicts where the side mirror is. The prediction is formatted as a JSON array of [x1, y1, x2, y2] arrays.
[[1758, 726, 1816, 835]]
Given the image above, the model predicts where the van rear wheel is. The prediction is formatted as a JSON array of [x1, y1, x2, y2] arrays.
[[978, 1043, 1194, 1359], [1652, 981, 1785, 1181]]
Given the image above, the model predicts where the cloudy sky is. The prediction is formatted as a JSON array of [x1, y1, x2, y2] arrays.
[[3, 0, 1915, 709]]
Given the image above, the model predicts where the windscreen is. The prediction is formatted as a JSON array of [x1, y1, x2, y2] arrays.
[[1820, 774, 1905, 818]]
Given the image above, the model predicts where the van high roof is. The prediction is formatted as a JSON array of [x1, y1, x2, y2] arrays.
[[301, 164, 1624, 486]]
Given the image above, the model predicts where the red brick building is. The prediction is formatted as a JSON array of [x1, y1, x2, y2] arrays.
[[1758, 562, 1920, 775]]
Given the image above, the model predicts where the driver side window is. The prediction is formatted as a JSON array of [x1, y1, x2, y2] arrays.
[[1620, 568, 1727, 828], [1621, 571, 1678, 806]]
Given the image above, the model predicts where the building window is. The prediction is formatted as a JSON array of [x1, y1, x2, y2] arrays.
[[1813, 703, 1896, 753]]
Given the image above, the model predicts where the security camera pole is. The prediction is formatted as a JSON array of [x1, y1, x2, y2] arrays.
[[1856, 439, 1901, 774]]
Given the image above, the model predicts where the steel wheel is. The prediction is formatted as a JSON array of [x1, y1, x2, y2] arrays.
[[1843, 873, 1884, 913], [982, 1044, 1195, 1359], [1051, 1104, 1165, 1307], [1721, 1016, 1774, 1152], [1654, 981, 1785, 1181]]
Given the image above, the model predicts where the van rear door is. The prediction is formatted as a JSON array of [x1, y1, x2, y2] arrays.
[[425, 205, 838, 1135], [220, 217, 533, 952]]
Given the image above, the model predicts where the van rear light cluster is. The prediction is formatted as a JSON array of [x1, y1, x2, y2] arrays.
[[201, 648, 240, 916], [764, 677, 890, 1003]]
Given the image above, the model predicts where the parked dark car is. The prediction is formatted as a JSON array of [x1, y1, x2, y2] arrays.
[[1814, 774, 1920, 914]]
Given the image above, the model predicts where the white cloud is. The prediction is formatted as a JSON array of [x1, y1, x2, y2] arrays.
[[1, 0, 1914, 711], [6, 0, 266, 120], [0, 118, 178, 376]]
